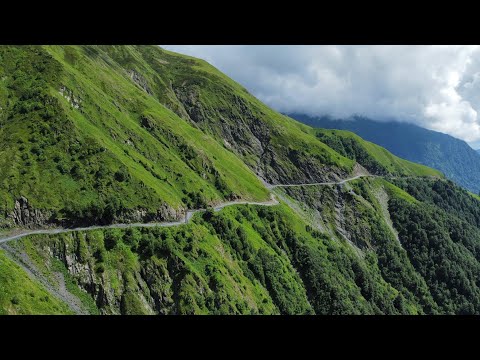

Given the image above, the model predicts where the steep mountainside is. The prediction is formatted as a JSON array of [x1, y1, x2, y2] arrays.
[[290, 114, 480, 193], [0, 250, 73, 315], [96, 46, 356, 185], [5, 174, 480, 315], [3, 45, 480, 315], [0, 46, 435, 230], [0, 46, 270, 228]]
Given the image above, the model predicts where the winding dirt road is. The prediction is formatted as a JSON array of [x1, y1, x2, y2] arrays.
[[0, 174, 373, 245], [268, 174, 374, 188], [0, 197, 280, 245]]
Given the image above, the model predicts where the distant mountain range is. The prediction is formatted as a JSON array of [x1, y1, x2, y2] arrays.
[[289, 114, 480, 194]]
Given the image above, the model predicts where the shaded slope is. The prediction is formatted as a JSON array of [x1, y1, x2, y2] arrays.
[[11, 174, 480, 315], [6, 203, 428, 315]]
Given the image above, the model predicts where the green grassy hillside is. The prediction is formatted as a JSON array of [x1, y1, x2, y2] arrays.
[[9, 174, 480, 315], [93, 45, 357, 184], [0, 46, 270, 228], [293, 113, 480, 193], [0, 45, 442, 229], [0, 250, 72, 314], [6, 202, 430, 315]]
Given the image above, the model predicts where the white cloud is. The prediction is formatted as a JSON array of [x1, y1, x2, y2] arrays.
[[162, 45, 480, 146]]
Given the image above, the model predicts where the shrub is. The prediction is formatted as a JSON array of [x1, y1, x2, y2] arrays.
[[11, 296, 20, 305]]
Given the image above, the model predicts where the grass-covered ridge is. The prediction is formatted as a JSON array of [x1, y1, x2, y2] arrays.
[[94, 45, 358, 184], [292, 113, 480, 193], [5, 45, 474, 315]]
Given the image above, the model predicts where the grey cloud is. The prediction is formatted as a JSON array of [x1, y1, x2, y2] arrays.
[[162, 45, 480, 146]]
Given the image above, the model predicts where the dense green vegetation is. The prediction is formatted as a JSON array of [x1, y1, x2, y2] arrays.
[[390, 177, 480, 227], [351, 176, 480, 314], [15, 172, 480, 315], [389, 197, 480, 314], [9, 203, 435, 315], [292, 113, 480, 193], [275, 179, 437, 313]]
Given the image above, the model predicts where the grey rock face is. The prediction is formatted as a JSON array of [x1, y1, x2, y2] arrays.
[[115, 203, 185, 224], [128, 69, 153, 95], [7, 195, 183, 228], [10, 196, 52, 228], [172, 85, 349, 185]]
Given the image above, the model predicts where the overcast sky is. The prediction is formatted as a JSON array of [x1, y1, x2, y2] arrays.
[[162, 45, 480, 148]]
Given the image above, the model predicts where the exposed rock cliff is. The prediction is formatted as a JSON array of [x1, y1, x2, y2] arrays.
[[172, 86, 350, 184], [128, 69, 153, 95], [9, 197, 53, 228]]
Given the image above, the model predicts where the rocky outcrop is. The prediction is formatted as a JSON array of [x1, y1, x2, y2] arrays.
[[8, 196, 184, 229], [0, 242, 89, 315], [128, 69, 152, 95], [280, 184, 374, 251], [59, 86, 82, 109], [154, 203, 184, 221], [173, 85, 267, 156], [115, 204, 185, 224], [260, 147, 350, 185], [9, 197, 53, 228], [26, 234, 179, 315], [139, 259, 175, 315]]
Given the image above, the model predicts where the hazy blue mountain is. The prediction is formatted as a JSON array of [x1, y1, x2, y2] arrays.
[[289, 113, 480, 194]]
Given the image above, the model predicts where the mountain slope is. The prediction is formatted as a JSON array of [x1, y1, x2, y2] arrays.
[[0, 46, 439, 230], [0, 250, 73, 314], [291, 114, 480, 193], [6, 45, 480, 315], [94, 45, 357, 184], [290, 114, 480, 193], [0, 200, 432, 315], [313, 129, 441, 177], [6, 174, 480, 314], [0, 46, 270, 228]]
